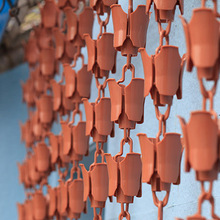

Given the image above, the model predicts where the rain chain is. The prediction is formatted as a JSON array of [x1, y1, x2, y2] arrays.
[[82, 1, 116, 219], [137, 1, 185, 220], [18, 0, 94, 219], [19, 0, 61, 218], [48, 0, 94, 219], [17, 0, 220, 220], [105, 0, 149, 219], [177, 1, 220, 219]]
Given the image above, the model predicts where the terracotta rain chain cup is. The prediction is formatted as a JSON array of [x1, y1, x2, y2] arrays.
[[105, 138, 142, 219], [24, 31, 40, 67], [51, 79, 75, 117], [62, 62, 92, 104], [84, 32, 117, 78], [34, 141, 51, 174], [111, 3, 150, 56], [90, 0, 117, 15], [35, 27, 53, 50], [40, 0, 59, 29], [139, 45, 185, 106], [53, 27, 77, 64], [20, 119, 34, 148], [137, 132, 182, 195], [21, 78, 35, 108], [17, 203, 25, 220], [180, 6, 219, 81], [67, 166, 87, 219], [107, 65, 145, 130], [32, 188, 48, 220], [57, 0, 83, 10], [39, 47, 57, 79], [65, 6, 94, 47], [146, 0, 183, 22], [80, 152, 109, 220], [49, 133, 71, 167], [24, 196, 34, 220], [36, 93, 54, 129], [61, 117, 89, 162], [47, 185, 57, 218], [31, 67, 48, 97], [179, 111, 219, 181], [83, 95, 114, 143]]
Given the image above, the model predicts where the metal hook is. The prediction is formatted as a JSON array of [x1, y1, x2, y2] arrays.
[[123, 128, 131, 143], [155, 105, 171, 121], [156, 115, 165, 142], [94, 142, 105, 164], [119, 203, 130, 220], [117, 63, 135, 84], [115, 137, 133, 159], [95, 77, 108, 90], [152, 191, 170, 208], [67, 162, 81, 182], [155, 30, 170, 54], [196, 181, 220, 219], [97, 10, 110, 26], [71, 47, 84, 68], [93, 207, 103, 220], [158, 201, 163, 220], [58, 162, 69, 180], [68, 104, 83, 126], [128, 0, 133, 15], [201, 0, 207, 7], [95, 84, 105, 103], [59, 113, 70, 124], [97, 21, 107, 39], [199, 79, 218, 119], [39, 177, 48, 191]]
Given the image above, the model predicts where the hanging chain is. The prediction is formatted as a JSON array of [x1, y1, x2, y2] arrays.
[[93, 207, 103, 220], [176, 1, 220, 219], [117, 54, 134, 84], [197, 2, 219, 218], [199, 79, 218, 119], [71, 46, 84, 68], [94, 142, 105, 164], [155, 21, 171, 54], [95, 8, 111, 93], [68, 102, 82, 125], [196, 3, 219, 219], [148, 1, 182, 219], [152, 191, 170, 220], [155, 105, 171, 142], [119, 203, 130, 220], [154, 19, 172, 143]]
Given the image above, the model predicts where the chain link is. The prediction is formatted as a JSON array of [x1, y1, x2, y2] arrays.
[[155, 104, 171, 142], [117, 62, 135, 84], [97, 20, 107, 39], [68, 102, 82, 125], [119, 203, 130, 220], [195, 181, 220, 219], [71, 46, 84, 68], [95, 77, 107, 90], [93, 142, 104, 164], [93, 207, 103, 220]]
